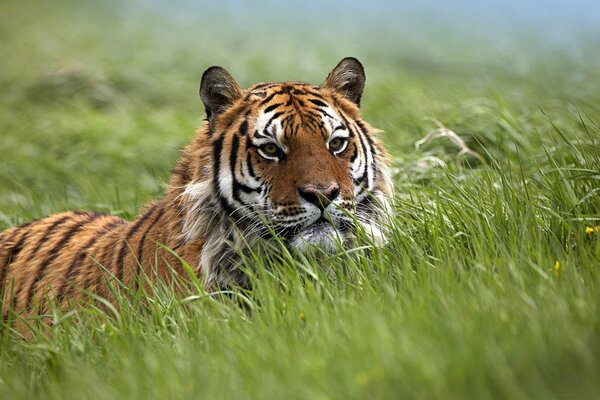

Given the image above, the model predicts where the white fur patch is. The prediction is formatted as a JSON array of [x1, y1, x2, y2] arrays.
[[289, 224, 345, 254], [254, 111, 287, 147]]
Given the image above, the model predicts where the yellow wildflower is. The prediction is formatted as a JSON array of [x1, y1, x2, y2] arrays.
[[553, 260, 561, 278], [585, 225, 600, 234]]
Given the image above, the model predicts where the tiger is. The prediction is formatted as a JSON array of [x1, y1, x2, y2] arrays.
[[0, 57, 393, 319]]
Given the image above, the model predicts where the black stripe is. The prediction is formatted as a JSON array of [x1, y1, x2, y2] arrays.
[[212, 135, 225, 198], [235, 183, 261, 195], [212, 136, 238, 218], [360, 122, 378, 157], [265, 111, 285, 131], [362, 127, 378, 182], [302, 88, 322, 97], [303, 108, 328, 120], [55, 220, 123, 303], [29, 216, 71, 258], [115, 205, 158, 283], [254, 130, 271, 140], [246, 152, 257, 179], [355, 125, 370, 187], [229, 134, 247, 204], [239, 120, 248, 136], [356, 121, 378, 181], [349, 143, 359, 163], [272, 89, 290, 96], [230, 134, 240, 175], [339, 113, 355, 137], [357, 121, 369, 134], [26, 214, 103, 309], [313, 107, 336, 121], [263, 103, 283, 113], [0, 230, 29, 292], [259, 92, 277, 105], [308, 98, 329, 108], [135, 208, 164, 276], [357, 121, 376, 149]]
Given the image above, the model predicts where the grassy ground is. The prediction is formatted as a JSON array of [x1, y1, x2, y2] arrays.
[[1, 1, 600, 399]]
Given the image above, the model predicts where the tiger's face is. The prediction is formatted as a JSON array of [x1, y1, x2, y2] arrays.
[[193, 58, 392, 256]]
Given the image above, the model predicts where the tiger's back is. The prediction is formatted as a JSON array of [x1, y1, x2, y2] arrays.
[[0, 204, 200, 319], [0, 212, 126, 316]]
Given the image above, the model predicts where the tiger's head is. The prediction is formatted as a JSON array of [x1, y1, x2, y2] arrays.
[[172, 58, 393, 285]]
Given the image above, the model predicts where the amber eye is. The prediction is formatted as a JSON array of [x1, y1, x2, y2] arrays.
[[329, 137, 347, 154], [258, 143, 281, 159]]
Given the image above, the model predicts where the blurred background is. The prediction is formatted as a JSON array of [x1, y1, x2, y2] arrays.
[[1, 0, 599, 224]]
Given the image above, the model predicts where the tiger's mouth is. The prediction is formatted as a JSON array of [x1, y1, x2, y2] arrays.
[[285, 215, 351, 253], [246, 206, 357, 253]]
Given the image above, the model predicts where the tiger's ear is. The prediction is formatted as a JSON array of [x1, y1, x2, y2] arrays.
[[199, 66, 242, 119], [323, 57, 366, 106]]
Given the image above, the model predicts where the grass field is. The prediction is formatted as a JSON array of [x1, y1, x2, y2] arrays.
[[1, 1, 600, 399]]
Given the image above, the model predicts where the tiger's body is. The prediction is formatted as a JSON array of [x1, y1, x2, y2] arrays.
[[0, 58, 392, 318]]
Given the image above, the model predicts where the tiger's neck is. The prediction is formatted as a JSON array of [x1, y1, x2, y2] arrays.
[[138, 131, 243, 288], [119, 124, 249, 289]]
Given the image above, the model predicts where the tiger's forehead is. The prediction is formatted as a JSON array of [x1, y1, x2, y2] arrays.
[[244, 82, 345, 142]]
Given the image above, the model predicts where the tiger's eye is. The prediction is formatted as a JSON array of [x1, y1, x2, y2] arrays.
[[329, 138, 346, 152], [261, 143, 280, 157]]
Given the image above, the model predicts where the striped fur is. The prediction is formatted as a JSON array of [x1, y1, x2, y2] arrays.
[[0, 58, 393, 318]]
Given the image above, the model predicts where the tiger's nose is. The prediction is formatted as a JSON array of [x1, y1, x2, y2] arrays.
[[298, 183, 340, 210]]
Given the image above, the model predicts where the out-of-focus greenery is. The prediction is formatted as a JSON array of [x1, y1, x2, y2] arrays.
[[1, 1, 599, 399]]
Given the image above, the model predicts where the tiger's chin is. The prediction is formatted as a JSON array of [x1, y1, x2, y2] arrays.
[[288, 221, 346, 255]]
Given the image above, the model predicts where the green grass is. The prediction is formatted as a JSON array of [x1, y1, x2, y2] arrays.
[[1, 1, 600, 399]]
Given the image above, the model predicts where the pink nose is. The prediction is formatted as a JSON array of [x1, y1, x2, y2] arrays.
[[298, 183, 340, 210]]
